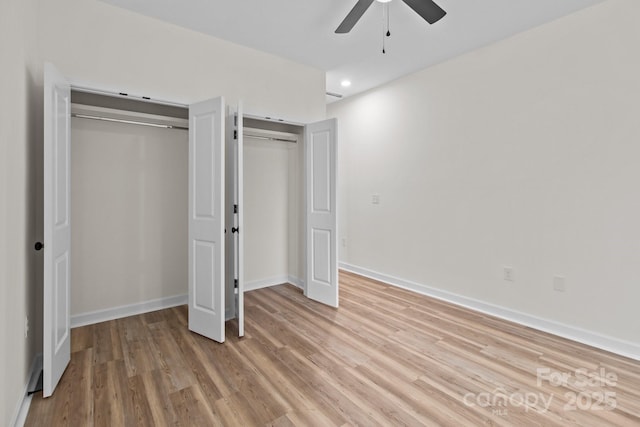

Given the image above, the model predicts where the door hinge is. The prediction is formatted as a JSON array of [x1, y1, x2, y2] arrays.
[[233, 130, 237, 140], [234, 279, 238, 289], [233, 204, 238, 214], [231, 227, 239, 234]]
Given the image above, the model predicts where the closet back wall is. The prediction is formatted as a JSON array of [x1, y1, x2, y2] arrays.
[[70, 117, 188, 316], [243, 137, 303, 288], [244, 139, 290, 287]]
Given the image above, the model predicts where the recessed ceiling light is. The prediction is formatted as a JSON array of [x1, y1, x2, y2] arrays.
[[341, 80, 352, 87], [376, 0, 392, 3]]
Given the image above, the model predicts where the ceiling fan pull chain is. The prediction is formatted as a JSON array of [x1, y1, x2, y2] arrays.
[[386, 3, 391, 37], [382, 3, 387, 53]]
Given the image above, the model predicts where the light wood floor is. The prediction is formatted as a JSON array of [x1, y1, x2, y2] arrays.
[[27, 271, 640, 426]]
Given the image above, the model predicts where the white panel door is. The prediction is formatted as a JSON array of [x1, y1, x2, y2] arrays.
[[188, 97, 225, 343], [305, 119, 338, 307], [43, 63, 72, 397]]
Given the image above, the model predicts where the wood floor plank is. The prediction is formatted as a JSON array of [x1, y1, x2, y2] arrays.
[[93, 359, 128, 427], [92, 321, 123, 365], [138, 370, 180, 426], [235, 338, 313, 413], [169, 384, 223, 426], [118, 317, 161, 379], [167, 325, 229, 402], [27, 271, 640, 426], [146, 320, 196, 392], [123, 375, 155, 427], [214, 391, 266, 427], [71, 324, 95, 353], [239, 338, 348, 425], [274, 346, 381, 426]]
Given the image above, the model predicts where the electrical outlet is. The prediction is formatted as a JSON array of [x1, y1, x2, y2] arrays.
[[503, 267, 514, 282], [371, 194, 380, 205], [553, 276, 566, 292], [24, 316, 29, 339]]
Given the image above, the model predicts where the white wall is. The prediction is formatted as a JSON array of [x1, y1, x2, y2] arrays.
[[38, 0, 326, 124], [0, 0, 325, 418], [70, 118, 188, 315], [243, 139, 293, 285], [0, 0, 40, 424], [33, 0, 326, 311], [330, 0, 640, 347]]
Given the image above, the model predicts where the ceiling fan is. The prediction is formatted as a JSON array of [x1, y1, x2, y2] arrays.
[[335, 0, 446, 34]]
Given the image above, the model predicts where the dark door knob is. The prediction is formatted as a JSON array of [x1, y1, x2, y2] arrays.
[[35, 242, 44, 251]]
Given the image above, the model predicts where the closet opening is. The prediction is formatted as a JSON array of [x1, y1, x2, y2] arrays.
[[239, 116, 305, 294], [69, 89, 190, 326], [224, 110, 339, 338]]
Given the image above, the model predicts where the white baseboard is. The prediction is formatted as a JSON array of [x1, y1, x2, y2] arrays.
[[70, 294, 188, 328], [339, 262, 640, 361], [11, 353, 42, 427], [69, 278, 305, 328], [245, 275, 304, 292]]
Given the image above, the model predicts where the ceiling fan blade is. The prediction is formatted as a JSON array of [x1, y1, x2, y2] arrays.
[[401, 0, 446, 24], [335, 0, 375, 34]]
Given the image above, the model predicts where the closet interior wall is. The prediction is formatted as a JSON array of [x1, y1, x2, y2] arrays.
[[69, 91, 189, 318], [242, 118, 304, 290]]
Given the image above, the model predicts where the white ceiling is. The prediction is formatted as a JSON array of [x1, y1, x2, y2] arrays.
[[98, 0, 603, 103]]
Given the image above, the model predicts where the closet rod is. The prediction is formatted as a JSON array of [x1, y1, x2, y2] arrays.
[[243, 133, 297, 143], [71, 113, 188, 130]]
